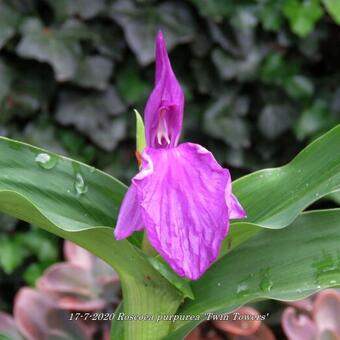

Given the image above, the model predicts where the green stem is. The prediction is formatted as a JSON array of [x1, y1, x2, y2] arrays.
[[55, 227, 182, 340]]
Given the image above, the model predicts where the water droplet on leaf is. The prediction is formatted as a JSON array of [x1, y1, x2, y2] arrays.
[[74, 173, 88, 195], [237, 283, 249, 295], [35, 153, 57, 170], [260, 269, 273, 292]]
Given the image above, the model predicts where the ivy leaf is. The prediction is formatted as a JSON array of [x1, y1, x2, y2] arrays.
[[110, 0, 195, 65], [322, 0, 340, 24], [0, 61, 55, 120], [89, 22, 126, 60], [0, 60, 12, 103], [258, 104, 297, 139], [259, 0, 284, 31], [204, 95, 251, 148], [0, 236, 28, 274], [73, 56, 114, 90], [16, 18, 83, 81], [283, 0, 323, 37], [116, 60, 151, 105], [212, 48, 262, 81], [55, 88, 127, 151], [294, 99, 335, 140], [46, 0, 106, 21], [0, 3, 20, 49], [189, 0, 235, 20], [21, 120, 66, 155]]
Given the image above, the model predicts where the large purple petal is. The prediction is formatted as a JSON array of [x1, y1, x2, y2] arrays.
[[144, 31, 184, 149], [114, 184, 144, 240], [133, 143, 230, 280]]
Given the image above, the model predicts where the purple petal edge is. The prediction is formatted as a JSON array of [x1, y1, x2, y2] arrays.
[[228, 193, 247, 219], [114, 184, 144, 240]]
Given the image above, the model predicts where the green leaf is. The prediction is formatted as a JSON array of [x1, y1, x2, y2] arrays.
[[204, 95, 251, 148], [233, 124, 340, 228], [46, 0, 106, 21], [284, 75, 314, 100], [72, 56, 114, 90], [189, 0, 236, 20], [116, 61, 151, 105], [259, 0, 284, 31], [23, 261, 54, 286], [110, 303, 124, 340], [0, 60, 13, 103], [258, 103, 296, 140], [328, 190, 340, 205], [283, 0, 323, 37], [148, 256, 194, 300], [0, 3, 20, 49], [0, 235, 27, 274], [212, 48, 261, 81], [110, 0, 195, 65], [134, 109, 146, 154], [294, 99, 331, 140], [322, 0, 340, 24], [166, 209, 340, 339], [0, 137, 182, 339], [55, 88, 126, 151], [16, 18, 83, 81]]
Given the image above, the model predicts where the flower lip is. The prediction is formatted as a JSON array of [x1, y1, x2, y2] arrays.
[[132, 143, 231, 280]]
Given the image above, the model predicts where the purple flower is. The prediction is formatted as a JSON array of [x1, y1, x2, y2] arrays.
[[114, 31, 246, 280]]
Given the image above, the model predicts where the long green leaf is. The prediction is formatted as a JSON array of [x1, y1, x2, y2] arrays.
[[233, 124, 340, 228], [165, 209, 340, 339], [0, 137, 126, 230], [0, 137, 182, 339]]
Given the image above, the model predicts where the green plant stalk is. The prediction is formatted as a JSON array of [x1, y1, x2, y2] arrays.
[[73, 229, 183, 340], [71, 229, 183, 339]]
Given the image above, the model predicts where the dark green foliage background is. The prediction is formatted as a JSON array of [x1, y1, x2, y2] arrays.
[[0, 0, 340, 312]]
